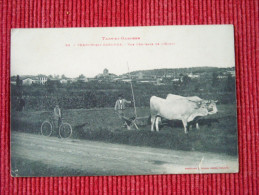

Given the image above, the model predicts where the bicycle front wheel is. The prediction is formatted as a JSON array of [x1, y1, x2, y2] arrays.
[[59, 123, 73, 138], [41, 121, 53, 136]]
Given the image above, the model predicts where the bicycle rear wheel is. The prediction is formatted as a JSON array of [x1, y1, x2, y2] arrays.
[[59, 123, 72, 138], [41, 121, 53, 136]]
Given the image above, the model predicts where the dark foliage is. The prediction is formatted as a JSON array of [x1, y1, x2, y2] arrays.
[[11, 69, 236, 111]]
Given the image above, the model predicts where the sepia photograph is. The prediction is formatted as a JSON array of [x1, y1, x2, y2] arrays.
[[10, 25, 238, 177]]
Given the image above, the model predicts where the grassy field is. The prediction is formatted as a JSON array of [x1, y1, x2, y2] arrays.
[[11, 104, 238, 156]]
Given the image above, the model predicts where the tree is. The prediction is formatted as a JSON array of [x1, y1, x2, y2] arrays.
[[54, 74, 60, 79], [16, 75, 23, 87], [182, 75, 191, 86], [45, 79, 60, 93], [212, 72, 219, 87], [225, 74, 235, 91], [78, 74, 86, 79], [15, 75, 23, 97]]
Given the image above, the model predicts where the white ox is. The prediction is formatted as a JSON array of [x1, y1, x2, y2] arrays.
[[150, 95, 218, 133], [166, 94, 218, 115], [166, 94, 218, 130]]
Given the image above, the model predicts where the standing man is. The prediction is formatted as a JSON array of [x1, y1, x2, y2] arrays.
[[53, 104, 62, 130], [114, 94, 132, 117]]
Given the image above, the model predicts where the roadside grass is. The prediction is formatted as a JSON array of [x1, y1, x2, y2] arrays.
[[11, 104, 238, 156]]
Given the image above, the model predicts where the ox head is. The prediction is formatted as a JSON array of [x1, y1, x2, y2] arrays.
[[205, 100, 218, 114], [196, 100, 218, 114]]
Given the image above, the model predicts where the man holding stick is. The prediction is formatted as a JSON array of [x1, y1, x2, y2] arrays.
[[114, 94, 136, 129], [114, 94, 132, 118]]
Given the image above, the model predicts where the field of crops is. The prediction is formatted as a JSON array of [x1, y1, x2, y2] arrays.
[[11, 104, 238, 156]]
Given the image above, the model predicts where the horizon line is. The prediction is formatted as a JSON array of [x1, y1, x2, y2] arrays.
[[11, 66, 235, 77]]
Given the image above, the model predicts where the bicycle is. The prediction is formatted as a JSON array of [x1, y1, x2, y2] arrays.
[[41, 118, 73, 138]]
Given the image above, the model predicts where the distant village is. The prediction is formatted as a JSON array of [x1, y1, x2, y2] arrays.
[[11, 67, 235, 86]]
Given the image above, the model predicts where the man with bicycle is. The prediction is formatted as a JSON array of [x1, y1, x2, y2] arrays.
[[41, 103, 72, 138], [53, 104, 62, 130]]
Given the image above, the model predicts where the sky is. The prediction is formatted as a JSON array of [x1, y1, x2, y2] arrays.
[[11, 25, 235, 78]]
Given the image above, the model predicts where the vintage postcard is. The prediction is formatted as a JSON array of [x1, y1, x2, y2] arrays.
[[11, 25, 238, 177]]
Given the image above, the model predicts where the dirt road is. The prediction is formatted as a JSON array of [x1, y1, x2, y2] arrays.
[[11, 132, 238, 176]]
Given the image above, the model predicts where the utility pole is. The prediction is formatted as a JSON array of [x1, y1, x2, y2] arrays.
[[127, 63, 137, 118]]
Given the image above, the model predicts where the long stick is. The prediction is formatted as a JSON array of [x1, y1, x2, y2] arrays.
[[127, 63, 137, 118]]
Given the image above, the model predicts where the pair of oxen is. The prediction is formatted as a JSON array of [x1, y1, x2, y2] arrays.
[[150, 94, 218, 133]]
